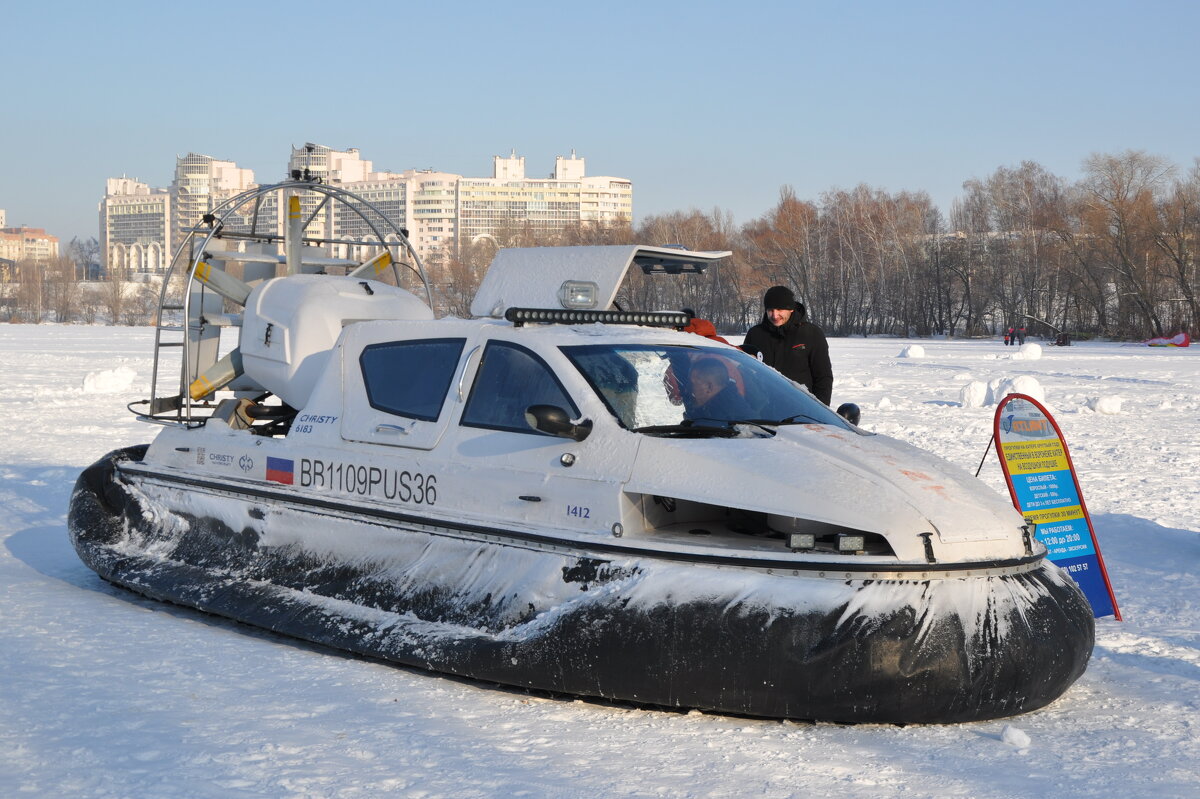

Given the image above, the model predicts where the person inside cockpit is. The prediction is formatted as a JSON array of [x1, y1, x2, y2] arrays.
[[685, 357, 752, 424]]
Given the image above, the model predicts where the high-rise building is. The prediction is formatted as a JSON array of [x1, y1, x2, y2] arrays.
[[98, 155, 254, 273], [288, 142, 373, 185], [400, 170, 459, 261], [99, 178, 171, 272], [170, 153, 256, 253], [99, 146, 633, 272]]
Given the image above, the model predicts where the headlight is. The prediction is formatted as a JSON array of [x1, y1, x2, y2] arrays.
[[787, 533, 816, 551], [836, 534, 866, 552], [558, 281, 598, 309]]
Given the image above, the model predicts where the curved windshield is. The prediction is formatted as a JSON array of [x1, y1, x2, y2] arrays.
[[561, 343, 848, 432]]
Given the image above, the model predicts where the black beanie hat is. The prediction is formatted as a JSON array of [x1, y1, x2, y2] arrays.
[[763, 285, 795, 310]]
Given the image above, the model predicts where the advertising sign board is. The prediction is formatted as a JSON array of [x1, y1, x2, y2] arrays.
[[994, 394, 1120, 619]]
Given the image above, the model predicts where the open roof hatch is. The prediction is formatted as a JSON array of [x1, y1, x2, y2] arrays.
[[469, 245, 731, 319]]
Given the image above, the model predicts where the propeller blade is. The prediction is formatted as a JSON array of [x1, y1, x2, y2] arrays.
[[188, 347, 244, 400], [204, 248, 359, 268], [195, 261, 253, 306], [286, 195, 303, 275], [349, 250, 394, 278]]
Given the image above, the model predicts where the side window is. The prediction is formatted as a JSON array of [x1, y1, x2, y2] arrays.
[[360, 338, 465, 421], [462, 342, 578, 434]]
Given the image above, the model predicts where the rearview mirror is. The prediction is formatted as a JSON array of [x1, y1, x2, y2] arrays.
[[524, 405, 593, 442], [836, 403, 861, 426]]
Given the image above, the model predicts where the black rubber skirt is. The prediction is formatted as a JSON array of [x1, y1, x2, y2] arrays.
[[69, 446, 1095, 724]]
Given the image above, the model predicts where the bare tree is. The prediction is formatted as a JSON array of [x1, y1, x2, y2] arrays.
[[1080, 150, 1175, 337], [12, 259, 45, 323], [43, 256, 80, 322], [1153, 160, 1200, 334], [623, 209, 737, 322], [739, 187, 821, 324], [124, 283, 160, 326], [102, 263, 127, 325], [439, 238, 495, 318], [66, 237, 102, 280]]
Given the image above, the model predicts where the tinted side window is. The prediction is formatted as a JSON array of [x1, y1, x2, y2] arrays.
[[360, 338, 465, 421], [462, 342, 578, 434]]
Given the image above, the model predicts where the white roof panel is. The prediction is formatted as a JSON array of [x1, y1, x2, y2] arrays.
[[469, 245, 730, 318]]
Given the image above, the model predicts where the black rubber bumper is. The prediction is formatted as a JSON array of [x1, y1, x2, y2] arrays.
[[69, 446, 1095, 724]]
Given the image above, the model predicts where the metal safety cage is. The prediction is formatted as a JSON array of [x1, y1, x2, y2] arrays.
[[132, 179, 431, 427]]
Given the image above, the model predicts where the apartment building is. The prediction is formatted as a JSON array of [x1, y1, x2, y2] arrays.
[[99, 146, 632, 272], [99, 155, 254, 273], [457, 150, 632, 247], [99, 178, 171, 272], [0, 225, 59, 264], [170, 153, 256, 253]]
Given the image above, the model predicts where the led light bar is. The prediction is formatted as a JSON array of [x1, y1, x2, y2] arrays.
[[505, 308, 690, 328]]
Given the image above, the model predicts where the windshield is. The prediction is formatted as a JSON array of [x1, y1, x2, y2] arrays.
[[561, 343, 848, 432]]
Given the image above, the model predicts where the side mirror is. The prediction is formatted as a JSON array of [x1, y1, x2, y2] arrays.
[[836, 403, 861, 426], [524, 405, 593, 442]]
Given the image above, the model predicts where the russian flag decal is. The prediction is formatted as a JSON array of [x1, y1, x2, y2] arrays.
[[266, 456, 294, 485]]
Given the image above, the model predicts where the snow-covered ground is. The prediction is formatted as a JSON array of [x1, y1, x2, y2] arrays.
[[2, 325, 1197, 799]]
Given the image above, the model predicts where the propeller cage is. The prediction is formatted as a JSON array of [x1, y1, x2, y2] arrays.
[[139, 180, 432, 426]]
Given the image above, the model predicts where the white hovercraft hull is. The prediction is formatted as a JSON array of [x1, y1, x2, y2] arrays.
[[71, 444, 1094, 724]]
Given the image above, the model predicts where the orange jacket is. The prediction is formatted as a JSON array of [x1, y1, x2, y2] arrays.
[[683, 317, 730, 345]]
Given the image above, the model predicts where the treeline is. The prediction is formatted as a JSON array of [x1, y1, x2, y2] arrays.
[[0, 238, 160, 325], [447, 149, 1199, 340], [6, 150, 1197, 339]]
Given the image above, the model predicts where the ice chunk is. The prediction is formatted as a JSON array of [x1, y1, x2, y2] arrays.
[[1002, 724, 1031, 749]]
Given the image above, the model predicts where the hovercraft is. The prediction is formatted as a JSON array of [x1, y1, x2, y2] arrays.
[[69, 179, 1093, 724]]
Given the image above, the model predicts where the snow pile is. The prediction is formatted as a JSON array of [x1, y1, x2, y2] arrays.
[[81, 366, 136, 394], [898, 344, 925, 358], [1086, 396, 1124, 414], [959, 375, 1046, 407], [959, 380, 989, 408], [987, 375, 1045, 405], [1018, 342, 1043, 360]]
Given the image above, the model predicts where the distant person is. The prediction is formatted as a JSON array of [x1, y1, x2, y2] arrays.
[[741, 285, 833, 405], [684, 357, 752, 424], [1004, 329, 1011, 346], [1006, 326, 1015, 346], [1018, 326, 1027, 345]]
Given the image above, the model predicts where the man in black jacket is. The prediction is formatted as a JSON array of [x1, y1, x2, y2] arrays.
[[741, 285, 833, 405]]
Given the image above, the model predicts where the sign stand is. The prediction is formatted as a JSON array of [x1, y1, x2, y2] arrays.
[[993, 393, 1121, 620]]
